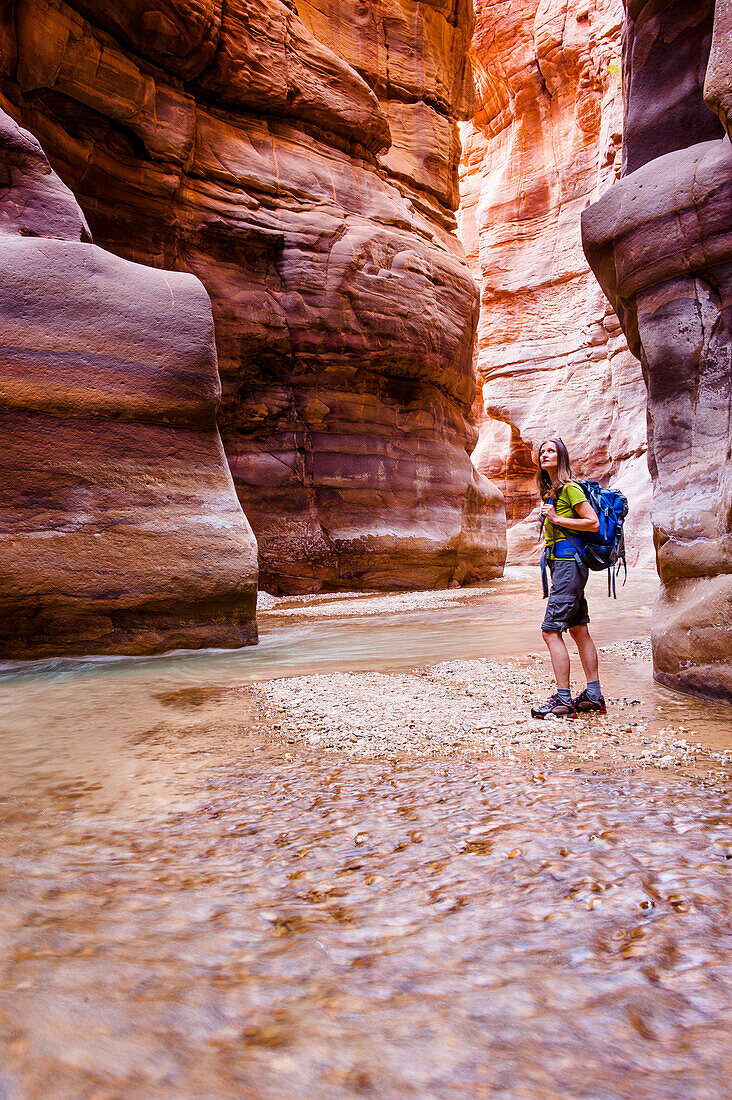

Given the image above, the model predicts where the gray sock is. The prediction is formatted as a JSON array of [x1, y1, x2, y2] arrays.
[[556, 688, 572, 705], [586, 679, 602, 702]]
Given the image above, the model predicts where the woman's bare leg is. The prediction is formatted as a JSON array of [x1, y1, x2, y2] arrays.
[[542, 629, 571, 690], [568, 624, 599, 683]]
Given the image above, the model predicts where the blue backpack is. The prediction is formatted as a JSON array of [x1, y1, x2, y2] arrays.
[[548, 480, 629, 597]]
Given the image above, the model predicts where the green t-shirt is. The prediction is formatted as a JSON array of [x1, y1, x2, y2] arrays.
[[544, 481, 587, 546]]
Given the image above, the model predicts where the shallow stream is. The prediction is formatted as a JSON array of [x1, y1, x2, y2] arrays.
[[0, 568, 728, 803], [1, 569, 730, 1097]]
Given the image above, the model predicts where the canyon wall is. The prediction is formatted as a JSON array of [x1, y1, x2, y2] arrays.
[[0, 108, 258, 658], [583, 0, 732, 702], [0, 0, 506, 596], [459, 0, 651, 563]]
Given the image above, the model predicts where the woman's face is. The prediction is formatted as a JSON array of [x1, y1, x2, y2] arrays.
[[539, 440, 559, 469]]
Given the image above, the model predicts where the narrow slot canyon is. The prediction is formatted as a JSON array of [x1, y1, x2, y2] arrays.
[[0, 3, 731, 1097]]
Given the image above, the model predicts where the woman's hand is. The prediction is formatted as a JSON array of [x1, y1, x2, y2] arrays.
[[541, 500, 600, 533]]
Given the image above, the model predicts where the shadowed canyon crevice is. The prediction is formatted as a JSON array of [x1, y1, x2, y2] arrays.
[[583, 0, 732, 702], [458, 0, 651, 564], [0, 0, 506, 610]]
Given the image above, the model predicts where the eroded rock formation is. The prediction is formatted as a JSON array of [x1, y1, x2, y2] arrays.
[[459, 0, 651, 562], [0, 0, 506, 594], [583, 0, 732, 702], [0, 107, 258, 658]]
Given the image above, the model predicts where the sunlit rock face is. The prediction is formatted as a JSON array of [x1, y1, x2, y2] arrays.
[[0, 107, 258, 658], [458, 0, 650, 564], [583, 0, 732, 702], [0, 0, 506, 594]]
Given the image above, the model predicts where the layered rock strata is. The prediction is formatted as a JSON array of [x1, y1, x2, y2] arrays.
[[583, 0, 732, 702], [459, 0, 650, 563], [0, 0, 506, 593], [0, 107, 258, 658]]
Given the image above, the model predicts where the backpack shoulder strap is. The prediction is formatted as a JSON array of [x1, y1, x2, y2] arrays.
[[553, 482, 589, 559]]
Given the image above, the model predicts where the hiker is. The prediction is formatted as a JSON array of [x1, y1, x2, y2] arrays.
[[530, 436, 607, 719]]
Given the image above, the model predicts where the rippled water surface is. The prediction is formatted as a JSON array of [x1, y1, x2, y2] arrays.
[[1, 570, 730, 1097]]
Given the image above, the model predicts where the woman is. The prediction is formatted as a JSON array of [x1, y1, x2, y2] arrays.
[[531, 437, 606, 719]]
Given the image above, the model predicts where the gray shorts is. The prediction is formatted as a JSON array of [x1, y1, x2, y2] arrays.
[[542, 557, 590, 633]]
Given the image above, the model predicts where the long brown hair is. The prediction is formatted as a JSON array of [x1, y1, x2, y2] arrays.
[[536, 436, 574, 501]]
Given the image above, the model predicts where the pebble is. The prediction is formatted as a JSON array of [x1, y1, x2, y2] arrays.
[[251, 642, 729, 776]]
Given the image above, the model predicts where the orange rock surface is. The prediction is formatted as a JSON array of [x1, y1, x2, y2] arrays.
[[0, 0, 506, 594], [458, 0, 651, 563], [0, 108, 258, 658]]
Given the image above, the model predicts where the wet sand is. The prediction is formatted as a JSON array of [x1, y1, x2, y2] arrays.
[[1, 572, 730, 1098]]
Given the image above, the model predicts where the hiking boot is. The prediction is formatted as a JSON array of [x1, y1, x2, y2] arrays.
[[530, 693, 577, 719], [572, 688, 607, 715]]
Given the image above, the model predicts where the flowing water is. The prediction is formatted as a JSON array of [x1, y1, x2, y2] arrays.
[[1, 569, 731, 1097], [1, 568, 728, 802]]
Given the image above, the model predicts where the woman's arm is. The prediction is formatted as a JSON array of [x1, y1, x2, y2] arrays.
[[541, 500, 600, 533]]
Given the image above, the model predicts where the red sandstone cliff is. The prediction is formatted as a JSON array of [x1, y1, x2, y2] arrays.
[[583, 0, 732, 702], [459, 0, 651, 563], [0, 0, 506, 595], [0, 108, 258, 658]]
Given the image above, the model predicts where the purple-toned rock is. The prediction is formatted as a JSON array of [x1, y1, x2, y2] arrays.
[[0, 107, 258, 658], [583, 0, 732, 703]]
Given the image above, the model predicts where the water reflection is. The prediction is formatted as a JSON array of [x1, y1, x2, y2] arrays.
[[2, 747, 731, 1097]]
